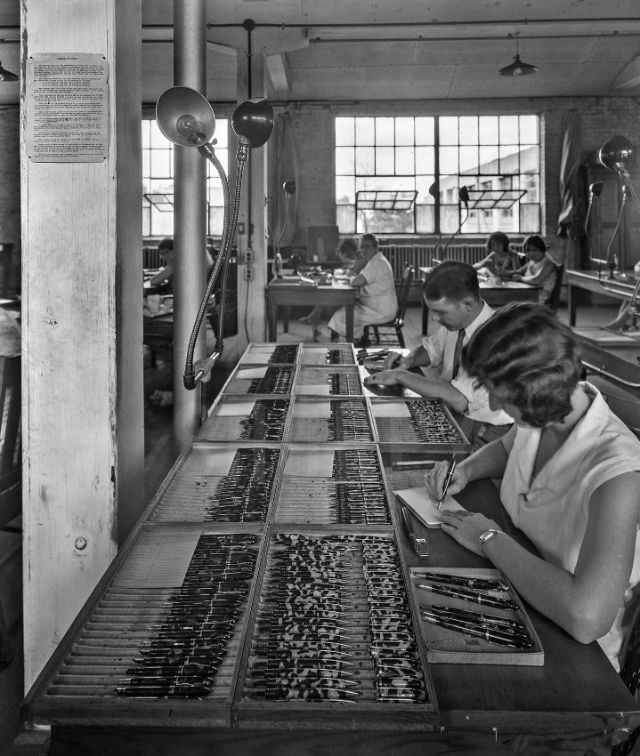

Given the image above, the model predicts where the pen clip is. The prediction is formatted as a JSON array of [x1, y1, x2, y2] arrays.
[[400, 505, 429, 557]]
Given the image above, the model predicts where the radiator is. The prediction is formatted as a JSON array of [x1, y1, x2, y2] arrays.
[[381, 244, 488, 280], [143, 246, 162, 268]]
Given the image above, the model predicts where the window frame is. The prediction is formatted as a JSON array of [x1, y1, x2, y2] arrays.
[[142, 117, 230, 239], [335, 114, 542, 237]]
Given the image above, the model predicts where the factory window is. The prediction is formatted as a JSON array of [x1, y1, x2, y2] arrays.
[[142, 118, 229, 238], [335, 114, 541, 236]]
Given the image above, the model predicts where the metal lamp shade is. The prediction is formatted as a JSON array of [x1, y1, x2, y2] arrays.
[[156, 86, 216, 148], [231, 98, 274, 148], [599, 135, 634, 174]]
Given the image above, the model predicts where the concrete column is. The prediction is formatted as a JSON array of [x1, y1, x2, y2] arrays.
[[172, 0, 208, 453]]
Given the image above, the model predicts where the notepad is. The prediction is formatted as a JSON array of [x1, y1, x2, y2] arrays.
[[394, 486, 465, 528]]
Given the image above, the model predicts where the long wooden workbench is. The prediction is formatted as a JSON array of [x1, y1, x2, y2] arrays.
[[22, 343, 640, 755]]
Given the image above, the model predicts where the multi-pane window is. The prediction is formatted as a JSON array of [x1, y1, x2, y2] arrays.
[[142, 118, 229, 238], [335, 115, 541, 236]]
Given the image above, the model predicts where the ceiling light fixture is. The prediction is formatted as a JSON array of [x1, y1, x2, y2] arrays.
[[0, 61, 17, 81], [499, 33, 537, 77]]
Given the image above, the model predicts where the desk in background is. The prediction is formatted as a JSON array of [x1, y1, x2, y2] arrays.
[[419, 268, 539, 334], [566, 268, 638, 326], [266, 279, 357, 341]]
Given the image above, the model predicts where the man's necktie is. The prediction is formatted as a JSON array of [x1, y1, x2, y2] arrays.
[[451, 328, 466, 379]]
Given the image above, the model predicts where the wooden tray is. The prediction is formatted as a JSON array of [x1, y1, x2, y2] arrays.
[[409, 566, 544, 666], [24, 525, 265, 727], [235, 529, 439, 730], [369, 397, 470, 455]]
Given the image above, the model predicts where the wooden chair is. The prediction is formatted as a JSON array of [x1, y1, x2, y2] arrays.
[[615, 612, 640, 753], [361, 265, 415, 348], [545, 263, 564, 313]]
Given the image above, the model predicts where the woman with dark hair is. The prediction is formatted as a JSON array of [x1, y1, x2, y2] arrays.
[[473, 231, 521, 279], [425, 302, 640, 671], [509, 234, 559, 306]]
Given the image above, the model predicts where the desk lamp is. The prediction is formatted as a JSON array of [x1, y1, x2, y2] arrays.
[[598, 135, 635, 280], [156, 86, 273, 389]]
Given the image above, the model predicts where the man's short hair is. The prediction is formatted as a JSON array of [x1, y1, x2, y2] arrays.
[[423, 261, 480, 302], [361, 233, 378, 249]]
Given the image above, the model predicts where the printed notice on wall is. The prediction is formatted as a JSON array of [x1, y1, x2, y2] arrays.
[[26, 53, 109, 163]]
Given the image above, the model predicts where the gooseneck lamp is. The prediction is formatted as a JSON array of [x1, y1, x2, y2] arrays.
[[598, 135, 635, 280], [156, 86, 274, 389]]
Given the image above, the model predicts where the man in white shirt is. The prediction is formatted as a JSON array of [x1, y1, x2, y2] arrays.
[[364, 261, 512, 448]]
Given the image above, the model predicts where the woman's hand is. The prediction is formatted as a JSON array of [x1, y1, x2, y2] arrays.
[[437, 510, 501, 556], [511, 273, 523, 282], [424, 460, 468, 500], [383, 351, 403, 370]]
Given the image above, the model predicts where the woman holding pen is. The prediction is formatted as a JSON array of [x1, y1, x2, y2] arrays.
[[424, 302, 640, 673]]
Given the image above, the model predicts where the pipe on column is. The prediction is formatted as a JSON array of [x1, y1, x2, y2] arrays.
[[173, 0, 207, 453]]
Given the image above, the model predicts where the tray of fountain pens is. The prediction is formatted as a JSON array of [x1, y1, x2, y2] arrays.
[[235, 529, 439, 729], [408, 566, 544, 666]]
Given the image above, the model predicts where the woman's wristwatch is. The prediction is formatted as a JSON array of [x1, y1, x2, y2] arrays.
[[479, 528, 503, 546]]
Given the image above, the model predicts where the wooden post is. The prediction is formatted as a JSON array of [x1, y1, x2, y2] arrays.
[[21, 0, 143, 689]]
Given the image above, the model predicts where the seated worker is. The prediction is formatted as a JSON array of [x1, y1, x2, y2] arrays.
[[425, 303, 640, 672], [328, 233, 398, 344], [148, 237, 175, 290], [364, 261, 512, 449], [473, 231, 521, 279], [299, 237, 361, 340], [509, 234, 559, 306]]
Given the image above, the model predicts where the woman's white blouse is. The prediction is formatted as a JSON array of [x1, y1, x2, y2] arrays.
[[500, 383, 640, 669]]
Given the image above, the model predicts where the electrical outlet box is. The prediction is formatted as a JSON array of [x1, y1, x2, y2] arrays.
[[245, 249, 253, 265], [244, 266, 254, 282]]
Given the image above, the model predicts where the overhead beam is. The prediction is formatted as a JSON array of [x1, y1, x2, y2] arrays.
[[613, 54, 640, 89], [265, 52, 289, 96]]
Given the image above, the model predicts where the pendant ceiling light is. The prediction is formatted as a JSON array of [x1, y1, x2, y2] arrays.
[[0, 61, 18, 82], [499, 33, 537, 77]]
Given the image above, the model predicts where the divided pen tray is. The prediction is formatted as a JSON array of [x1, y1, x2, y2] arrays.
[[408, 567, 544, 666]]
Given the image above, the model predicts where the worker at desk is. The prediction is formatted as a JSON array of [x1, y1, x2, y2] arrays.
[[426, 303, 640, 673], [365, 261, 512, 448], [299, 237, 362, 340], [473, 231, 521, 279], [507, 234, 559, 306], [328, 233, 397, 344], [148, 237, 175, 290]]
